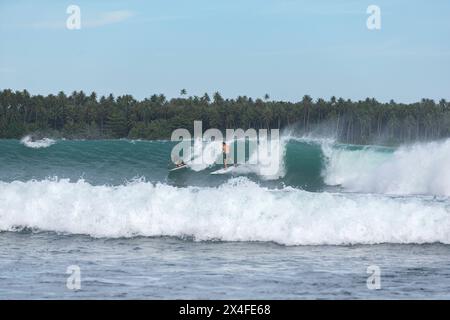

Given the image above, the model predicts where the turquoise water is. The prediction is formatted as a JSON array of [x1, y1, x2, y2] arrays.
[[0, 138, 391, 190], [1, 137, 450, 298], [0, 138, 332, 190]]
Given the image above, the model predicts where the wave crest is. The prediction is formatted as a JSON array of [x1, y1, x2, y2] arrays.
[[20, 135, 56, 149], [322, 139, 450, 197], [1, 178, 449, 245]]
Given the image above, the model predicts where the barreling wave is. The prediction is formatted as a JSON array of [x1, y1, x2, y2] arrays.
[[1, 178, 449, 245]]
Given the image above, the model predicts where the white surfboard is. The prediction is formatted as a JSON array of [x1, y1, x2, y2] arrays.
[[169, 164, 188, 172], [211, 167, 235, 175]]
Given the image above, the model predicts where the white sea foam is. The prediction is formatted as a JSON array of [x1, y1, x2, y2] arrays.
[[322, 139, 450, 197], [1, 178, 449, 245], [186, 136, 286, 179], [20, 135, 56, 149]]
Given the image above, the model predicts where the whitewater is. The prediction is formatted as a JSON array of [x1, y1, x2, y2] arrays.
[[1, 178, 449, 245], [20, 135, 56, 149], [322, 139, 450, 197], [1, 137, 450, 243], [1, 137, 450, 298]]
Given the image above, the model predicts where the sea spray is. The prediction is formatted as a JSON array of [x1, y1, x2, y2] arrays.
[[321, 139, 450, 196]]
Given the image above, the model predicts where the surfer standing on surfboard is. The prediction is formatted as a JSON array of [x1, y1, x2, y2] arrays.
[[222, 142, 230, 169]]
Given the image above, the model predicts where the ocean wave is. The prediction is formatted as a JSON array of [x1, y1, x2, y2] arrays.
[[20, 135, 56, 149], [183, 137, 286, 180], [321, 139, 450, 197], [7, 136, 450, 197], [1, 178, 449, 245]]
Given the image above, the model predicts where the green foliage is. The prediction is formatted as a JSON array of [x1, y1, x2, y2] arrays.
[[129, 119, 172, 140], [106, 110, 129, 138], [0, 89, 449, 145]]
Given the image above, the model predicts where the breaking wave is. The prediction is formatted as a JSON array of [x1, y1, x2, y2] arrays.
[[321, 139, 450, 197], [20, 135, 56, 149], [1, 178, 449, 245]]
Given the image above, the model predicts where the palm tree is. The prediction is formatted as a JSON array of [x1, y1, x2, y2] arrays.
[[213, 92, 223, 104], [330, 96, 336, 105], [180, 89, 187, 97], [201, 93, 210, 104], [264, 94, 270, 101]]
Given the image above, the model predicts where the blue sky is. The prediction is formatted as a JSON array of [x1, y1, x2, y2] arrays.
[[0, 0, 449, 102]]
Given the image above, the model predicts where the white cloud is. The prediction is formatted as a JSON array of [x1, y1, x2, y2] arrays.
[[26, 10, 134, 30], [84, 10, 134, 28]]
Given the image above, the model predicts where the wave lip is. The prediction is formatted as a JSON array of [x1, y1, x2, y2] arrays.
[[20, 135, 56, 149], [1, 178, 450, 245], [184, 137, 287, 180]]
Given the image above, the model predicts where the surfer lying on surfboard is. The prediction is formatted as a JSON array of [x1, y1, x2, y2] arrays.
[[169, 156, 188, 171]]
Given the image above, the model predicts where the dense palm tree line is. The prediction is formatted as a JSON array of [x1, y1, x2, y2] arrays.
[[0, 89, 449, 145]]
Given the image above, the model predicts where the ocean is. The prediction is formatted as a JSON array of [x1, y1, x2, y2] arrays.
[[1, 137, 450, 299]]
